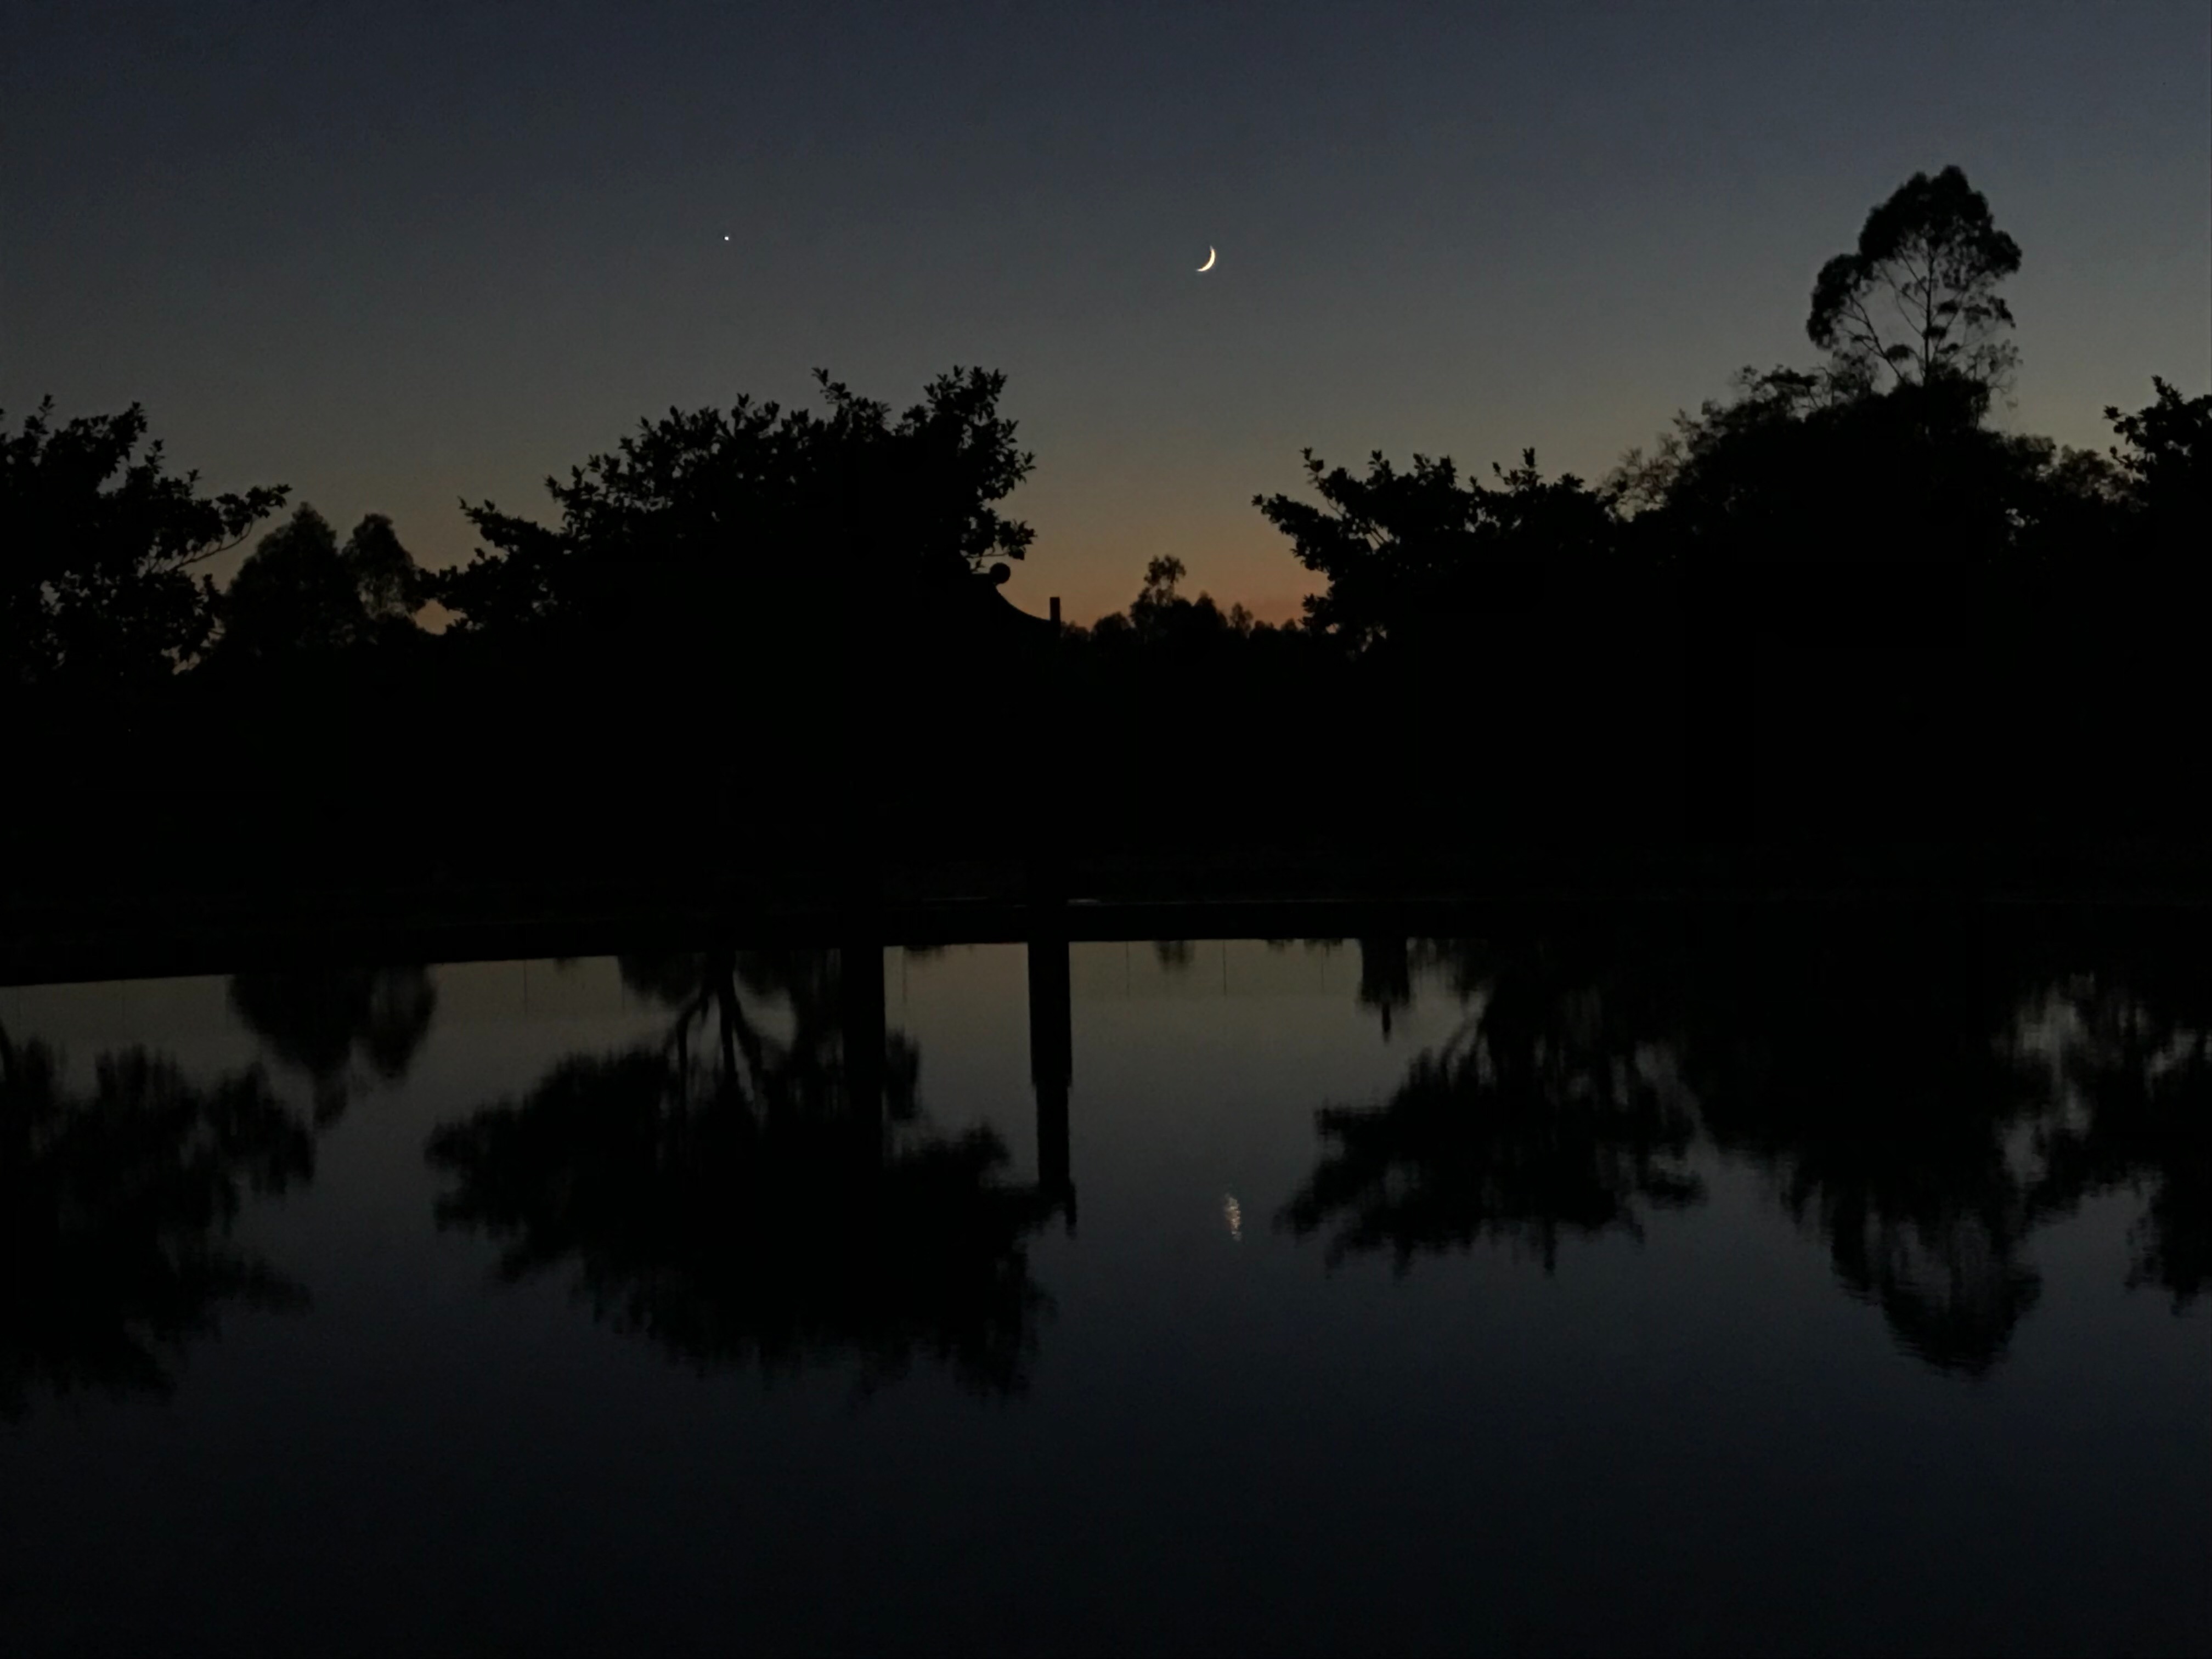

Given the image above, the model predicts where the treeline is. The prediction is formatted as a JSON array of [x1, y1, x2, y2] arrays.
[[1059, 170, 2207, 853], [1055, 365, 2209, 855], [4, 167, 2208, 909]]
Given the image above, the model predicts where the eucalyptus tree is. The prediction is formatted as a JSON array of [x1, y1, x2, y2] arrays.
[[1807, 165, 2023, 397], [215, 505, 428, 663]]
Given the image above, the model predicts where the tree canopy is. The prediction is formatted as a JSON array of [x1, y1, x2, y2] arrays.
[[2104, 376, 2212, 550], [1, 399, 287, 691], [1807, 164, 2023, 395], [1254, 448, 1611, 647], [4, 167, 2207, 895], [435, 368, 1034, 641]]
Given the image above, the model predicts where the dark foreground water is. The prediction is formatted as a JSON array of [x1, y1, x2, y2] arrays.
[[3, 909, 2206, 1656]]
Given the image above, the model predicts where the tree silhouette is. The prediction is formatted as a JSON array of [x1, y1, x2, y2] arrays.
[[425, 950, 1057, 1395], [435, 368, 1033, 640], [2104, 377, 2212, 556], [1808, 165, 2023, 396], [216, 505, 427, 663], [1254, 447, 1612, 650], [1, 399, 287, 691], [1083, 554, 1276, 667], [1608, 357, 2069, 572], [3, 171, 2204, 912], [0, 1025, 311, 1418]]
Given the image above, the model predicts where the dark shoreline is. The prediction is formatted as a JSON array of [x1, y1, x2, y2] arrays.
[[8, 840, 2208, 989]]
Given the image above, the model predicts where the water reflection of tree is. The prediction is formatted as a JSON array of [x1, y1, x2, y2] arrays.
[[228, 966, 436, 1121], [2012, 940, 2211, 1311], [0, 1025, 310, 1418], [1285, 914, 2208, 1376], [425, 950, 1056, 1395], [1678, 911, 2047, 1375], [1281, 934, 1702, 1271]]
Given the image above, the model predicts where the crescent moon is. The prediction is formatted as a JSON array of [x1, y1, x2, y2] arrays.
[[1197, 246, 1216, 272]]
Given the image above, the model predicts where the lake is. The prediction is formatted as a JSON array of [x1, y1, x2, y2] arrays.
[[3, 908, 2205, 1656]]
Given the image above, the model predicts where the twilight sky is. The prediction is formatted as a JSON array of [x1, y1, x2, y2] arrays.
[[5, 2, 2207, 623]]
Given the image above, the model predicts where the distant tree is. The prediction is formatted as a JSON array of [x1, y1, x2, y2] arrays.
[[435, 368, 1034, 640], [0, 400, 287, 691], [1130, 554, 1187, 624], [1087, 554, 1263, 651], [1808, 165, 2023, 397], [336, 512, 425, 624], [216, 504, 427, 663]]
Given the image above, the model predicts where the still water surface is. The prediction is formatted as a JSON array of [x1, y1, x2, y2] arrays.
[[3, 915, 2206, 1656]]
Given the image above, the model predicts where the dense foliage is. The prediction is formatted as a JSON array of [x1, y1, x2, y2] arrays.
[[434, 366, 1034, 642], [4, 165, 2208, 895], [1, 400, 287, 691]]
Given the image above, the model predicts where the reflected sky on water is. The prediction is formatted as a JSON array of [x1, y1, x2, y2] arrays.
[[2, 917, 2205, 1656]]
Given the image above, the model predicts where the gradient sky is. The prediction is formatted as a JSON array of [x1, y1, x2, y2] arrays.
[[6, 1, 2207, 622]]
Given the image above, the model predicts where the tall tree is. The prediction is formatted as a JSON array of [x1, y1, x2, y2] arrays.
[[1807, 165, 2023, 395]]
